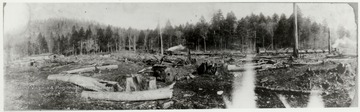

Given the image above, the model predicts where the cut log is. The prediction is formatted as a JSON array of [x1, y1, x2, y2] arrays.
[[166, 44, 186, 52], [291, 61, 323, 66], [64, 67, 95, 74], [97, 65, 118, 70], [138, 66, 153, 73], [256, 55, 288, 59], [47, 74, 119, 92], [326, 54, 342, 58], [64, 65, 118, 74], [81, 83, 176, 101], [227, 64, 262, 72], [164, 67, 177, 83]]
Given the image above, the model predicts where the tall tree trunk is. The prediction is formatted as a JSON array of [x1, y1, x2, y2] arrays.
[[144, 35, 147, 51], [293, 3, 299, 58], [108, 43, 110, 52], [169, 35, 172, 47], [149, 38, 152, 51], [203, 36, 206, 52], [204, 38, 206, 52], [116, 42, 118, 52], [271, 35, 274, 50], [328, 28, 331, 54], [133, 35, 136, 52], [80, 40, 83, 55], [262, 35, 265, 49], [128, 35, 131, 51], [220, 38, 223, 50], [160, 30, 163, 55]]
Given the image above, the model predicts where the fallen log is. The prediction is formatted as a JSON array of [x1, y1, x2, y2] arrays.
[[97, 65, 118, 70], [227, 64, 262, 72], [326, 54, 342, 58], [291, 61, 324, 66], [325, 58, 356, 63], [81, 83, 176, 101], [64, 65, 118, 74], [256, 55, 289, 59], [48, 74, 120, 92], [64, 67, 95, 74], [256, 86, 311, 93]]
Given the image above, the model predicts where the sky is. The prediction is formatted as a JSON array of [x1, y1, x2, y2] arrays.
[[4, 2, 357, 36]]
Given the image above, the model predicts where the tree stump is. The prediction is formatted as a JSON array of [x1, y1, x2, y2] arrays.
[[149, 76, 157, 90], [126, 75, 140, 92], [133, 74, 147, 90]]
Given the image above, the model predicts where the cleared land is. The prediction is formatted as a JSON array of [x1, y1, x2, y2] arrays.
[[4, 51, 357, 110]]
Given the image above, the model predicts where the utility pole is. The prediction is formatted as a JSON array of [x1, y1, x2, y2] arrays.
[[293, 2, 299, 58], [159, 21, 164, 55], [328, 28, 331, 54]]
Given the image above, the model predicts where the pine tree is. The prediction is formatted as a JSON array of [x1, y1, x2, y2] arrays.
[[78, 27, 85, 55], [37, 33, 48, 53]]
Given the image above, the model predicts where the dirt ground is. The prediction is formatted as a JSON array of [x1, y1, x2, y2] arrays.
[[3, 51, 357, 110]]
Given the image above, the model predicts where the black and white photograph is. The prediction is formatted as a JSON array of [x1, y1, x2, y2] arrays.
[[2, 0, 359, 110]]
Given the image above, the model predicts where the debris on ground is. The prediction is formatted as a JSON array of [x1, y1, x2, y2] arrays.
[[4, 50, 357, 109]]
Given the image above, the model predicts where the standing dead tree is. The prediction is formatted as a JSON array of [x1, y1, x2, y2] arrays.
[[144, 30, 150, 51], [133, 30, 139, 52]]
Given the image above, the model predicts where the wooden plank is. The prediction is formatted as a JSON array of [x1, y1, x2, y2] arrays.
[[81, 83, 176, 101]]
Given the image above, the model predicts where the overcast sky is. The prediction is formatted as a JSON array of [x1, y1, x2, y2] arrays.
[[4, 2, 357, 36]]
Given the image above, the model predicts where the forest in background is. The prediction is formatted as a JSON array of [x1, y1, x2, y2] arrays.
[[4, 8, 352, 57]]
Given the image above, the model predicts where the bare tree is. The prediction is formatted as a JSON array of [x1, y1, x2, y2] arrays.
[[133, 30, 139, 52], [144, 30, 150, 51]]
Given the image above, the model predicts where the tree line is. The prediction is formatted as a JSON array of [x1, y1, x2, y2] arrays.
[[10, 8, 350, 56]]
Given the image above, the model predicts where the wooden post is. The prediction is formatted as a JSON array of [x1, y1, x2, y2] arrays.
[[293, 2, 299, 58]]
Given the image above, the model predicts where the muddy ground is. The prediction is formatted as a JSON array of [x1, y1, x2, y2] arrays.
[[4, 51, 357, 110]]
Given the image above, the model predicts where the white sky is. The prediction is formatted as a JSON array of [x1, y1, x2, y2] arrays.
[[4, 2, 357, 35]]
